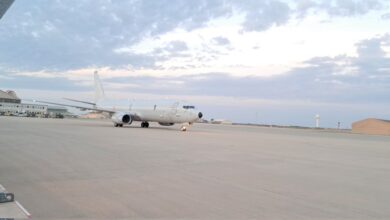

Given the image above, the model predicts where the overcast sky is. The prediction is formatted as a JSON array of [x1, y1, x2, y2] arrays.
[[1, 0, 390, 127]]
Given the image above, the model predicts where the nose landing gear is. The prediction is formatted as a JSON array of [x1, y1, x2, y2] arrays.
[[180, 122, 190, 132]]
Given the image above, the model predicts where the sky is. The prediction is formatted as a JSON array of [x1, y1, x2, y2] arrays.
[[1, 0, 390, 128]]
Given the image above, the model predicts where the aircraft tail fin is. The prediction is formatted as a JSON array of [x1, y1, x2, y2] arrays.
[[94, 71, 105, 102]]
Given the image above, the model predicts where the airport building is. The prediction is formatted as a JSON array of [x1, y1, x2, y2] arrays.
[[0, 90, 20, 103], [47, 106, 69, 118], [0, 90, 69, 117], [352, 118, 390, 136]]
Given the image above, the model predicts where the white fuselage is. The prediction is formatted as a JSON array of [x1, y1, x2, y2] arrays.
[[97, 99, 201, 124]]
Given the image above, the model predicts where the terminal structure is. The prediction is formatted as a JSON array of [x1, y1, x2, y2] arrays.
[[0, 90, 69, 117]]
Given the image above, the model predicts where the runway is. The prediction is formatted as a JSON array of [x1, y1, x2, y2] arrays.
[[1, 116, 390, 219]]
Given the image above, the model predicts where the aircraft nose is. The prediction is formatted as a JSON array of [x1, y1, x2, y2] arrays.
[[198, 112, 203, 119]]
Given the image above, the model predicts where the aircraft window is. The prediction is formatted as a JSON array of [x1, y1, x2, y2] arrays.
[[182, 105, 195, 109]]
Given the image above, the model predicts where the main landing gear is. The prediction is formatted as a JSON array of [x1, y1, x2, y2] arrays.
[[114, 123, 123, 127], [141, 121, 149, 128]]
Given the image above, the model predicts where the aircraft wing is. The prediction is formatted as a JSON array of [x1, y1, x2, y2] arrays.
[[0, 0, 14, 19], [36, 100, 116, 114], [63, 98, 96, 106]]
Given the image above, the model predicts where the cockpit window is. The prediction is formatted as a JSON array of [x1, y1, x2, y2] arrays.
[[182, 105, 195, 109]]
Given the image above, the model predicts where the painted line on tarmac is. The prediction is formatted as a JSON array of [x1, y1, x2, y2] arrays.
[[16, 201, 31, 218], [1, 184, 31, 218]]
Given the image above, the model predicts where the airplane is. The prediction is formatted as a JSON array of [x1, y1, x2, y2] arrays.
[[39, 71, 203, 131]]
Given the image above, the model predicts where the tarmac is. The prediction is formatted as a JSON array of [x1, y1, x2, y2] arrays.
[[1, 116, 390, 219]]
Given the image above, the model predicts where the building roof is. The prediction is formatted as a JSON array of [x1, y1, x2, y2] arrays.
[[0, 90, 20, 100], [0, 0, 14, 19], [353, 118, 390, 125], [47, 106, 68, 111]]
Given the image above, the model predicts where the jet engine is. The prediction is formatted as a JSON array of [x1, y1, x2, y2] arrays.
[[111, 112, 133, 124]]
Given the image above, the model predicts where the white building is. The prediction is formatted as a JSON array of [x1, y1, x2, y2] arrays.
[[0, 102, 47, 116], [0, 90, 68, 117]]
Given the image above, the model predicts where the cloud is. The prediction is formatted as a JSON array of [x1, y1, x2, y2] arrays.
[[0, 74, 87, 91], [0, 0, 232, 72], [150, 40, 190, 60], [4, 34, 389, 104], [295, 0, 385, 17], [131, 34, 389, 105], [1, 0, 388, 73], [238, 0, 291, 32], [382, 13, 390, 20], [212, 36, 230, 46], [354, 34, 390, 78], [163, 41, 188, 52], [320, 0, 384, 16]]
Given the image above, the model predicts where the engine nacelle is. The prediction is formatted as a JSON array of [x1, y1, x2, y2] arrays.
[[111, 112, 133, 124], [158, 122, 175, 126]]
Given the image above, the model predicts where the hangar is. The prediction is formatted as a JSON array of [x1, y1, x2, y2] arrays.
[[0, 90, 47, 116], [352, 118, 390, 136], [0, 90, 69, 117]]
